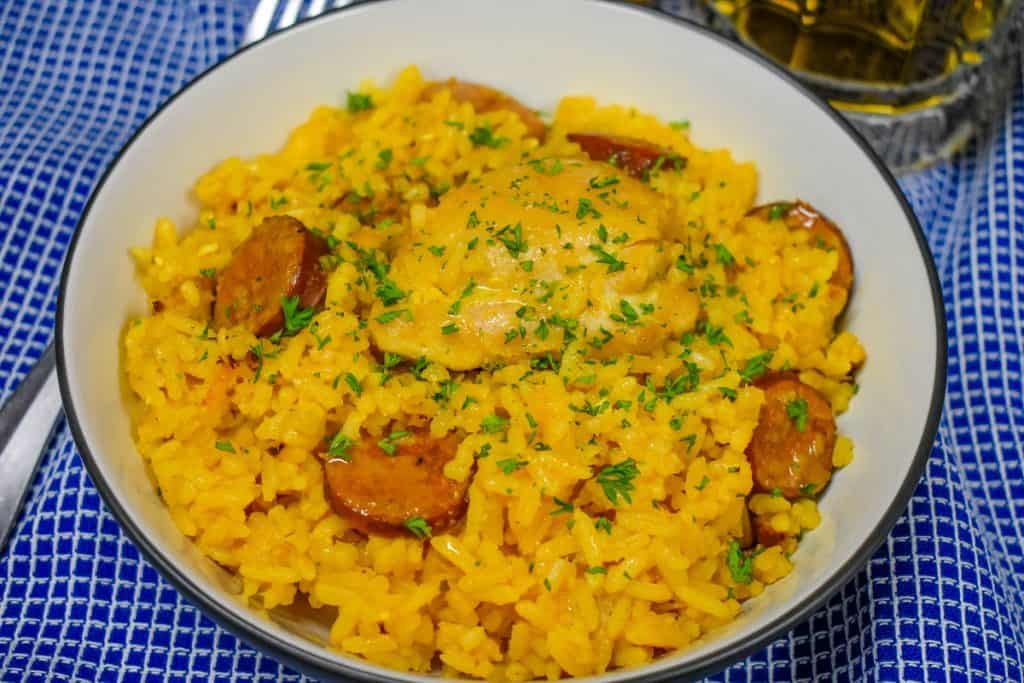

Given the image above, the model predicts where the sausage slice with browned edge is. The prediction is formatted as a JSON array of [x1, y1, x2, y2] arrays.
[[423, 79, 547, 141], [324, 430, 470, 534], [746, 372, 836, 500], [750, 201, 854, 298], [213, 215, 329, 337], [567, 133, 684, 179]]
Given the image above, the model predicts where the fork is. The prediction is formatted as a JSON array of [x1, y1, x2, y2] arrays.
[[0, 0, 352, 554]]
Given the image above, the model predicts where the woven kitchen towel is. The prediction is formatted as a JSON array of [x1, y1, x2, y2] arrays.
[[1, 2, 1022, 681]]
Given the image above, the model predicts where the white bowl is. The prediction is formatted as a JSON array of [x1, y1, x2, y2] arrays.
[[56, 0, 946, 680]]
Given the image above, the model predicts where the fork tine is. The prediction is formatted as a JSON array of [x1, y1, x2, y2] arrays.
[[244, 0, 280, 45], [276, 0, 303, 30]]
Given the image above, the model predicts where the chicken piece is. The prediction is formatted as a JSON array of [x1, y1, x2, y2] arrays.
[[367, 159, 700, 370]]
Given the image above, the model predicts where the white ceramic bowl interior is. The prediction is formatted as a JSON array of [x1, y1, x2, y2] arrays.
[[57, 0, 944, 680]]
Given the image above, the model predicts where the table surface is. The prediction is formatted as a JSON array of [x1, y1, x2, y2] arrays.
[[1, 2, 1022, 681]]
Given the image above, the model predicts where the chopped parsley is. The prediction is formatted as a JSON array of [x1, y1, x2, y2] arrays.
[[586, 566, 608, 575], [480, 414, 509, 434], [403, 516, 432, 539], [214, 440, 235, 454], [726, 540, 753, 584], [375, 279, 407, 306], [588, 175, 619, 189], [800, 483, 817, 496], [695, 475, 711, 491], [588, 245, 626, 273], [714, 243, 735, 266], [377, 430, 410, 456], [786, 398, 809, 432], [739, 352, 773, 384], [199, 268, 216, 279], [376, 148, 393, 170], [327, 431, 354, 460], [596, 459, 639, 505], [281, 295, 314, 335], [469, 124, 507, 148], [497, 458, 528, 475], [375, 309, 410, 324], [594, 517, 613, 534], [767, 203, 791, 221], [441, 322, 459, 335], [428, 245, 446, 257], [496, 223, 527, 258], [550, 497, 574, 516], [344, 373, 362, 396], [576, 198, 602, 220], [668, 119, 690, 131], [346, 91, 374, 113]]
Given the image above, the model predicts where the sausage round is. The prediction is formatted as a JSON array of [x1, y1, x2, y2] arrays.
[[567, 132, 684, 179], [423, 79, 547, 141], [323, 430, 470, 534], [213, 215, 329, 337], [750, 201, 854, 294], [746, 372, 836, 500]]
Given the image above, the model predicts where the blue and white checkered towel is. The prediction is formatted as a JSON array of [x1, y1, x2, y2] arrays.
[[1, 2, 1021, 681]]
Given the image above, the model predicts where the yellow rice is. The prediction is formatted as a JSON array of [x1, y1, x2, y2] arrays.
[[123, 65, 864, 679]]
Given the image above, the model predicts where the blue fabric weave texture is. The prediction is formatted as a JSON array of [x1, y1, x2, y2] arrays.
[[1, 2, 1022, 681]]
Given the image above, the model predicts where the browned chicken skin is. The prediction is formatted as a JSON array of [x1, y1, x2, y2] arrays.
[[213, 215, 329, 336], [422, 78, 547, 141], [323, 430, 470, 534], [746, 372, 836, 500], [567, 132, 682, 179]]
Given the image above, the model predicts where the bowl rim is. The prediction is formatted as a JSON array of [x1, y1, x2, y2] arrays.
[[55, 0, 948, 680]]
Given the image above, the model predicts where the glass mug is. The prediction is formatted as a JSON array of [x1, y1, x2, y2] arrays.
[[657, 0, 1022, 172]]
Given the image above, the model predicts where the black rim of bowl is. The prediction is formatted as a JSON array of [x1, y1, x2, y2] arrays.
[[55, 1, 948, 680]]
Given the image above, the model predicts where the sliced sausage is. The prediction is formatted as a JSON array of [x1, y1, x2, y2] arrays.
[[213, 215, 329, 336], [750, 201, 854, 295], [746, 372, 836, 500], [567, 133, 685, 179], [323, 430, 470, 534], [423, 78, 546, 141]]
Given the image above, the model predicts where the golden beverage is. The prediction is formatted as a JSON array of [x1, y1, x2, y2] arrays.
[[712, 0, 1012, 113], [655, 0, 1023, 169]]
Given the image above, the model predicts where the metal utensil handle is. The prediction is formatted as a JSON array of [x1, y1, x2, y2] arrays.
[[0, 343, 61, 553]]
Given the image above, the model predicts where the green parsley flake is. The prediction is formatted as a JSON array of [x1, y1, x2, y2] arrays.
[[214, 440, 235, 454], [550, 497, 574, 516], [403, 516, 432, 539], [786, 398, 809, 432], [378, 430, 410, 456], [739, 352, 773, 383], [469, 124, 507, 148], [281, 295, 314, 335], [346, 91, 374, 113], [480, 414, 509, 434], [344, 373, 362, 396], [726, 540, 753, 584], [596, 459, 639, 505], [327, 431, 354, 460], [375, 309, 409, 324], [588, 245, 626, 273], [497, 458, 528, 475], [576, 198, 602, 220]]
